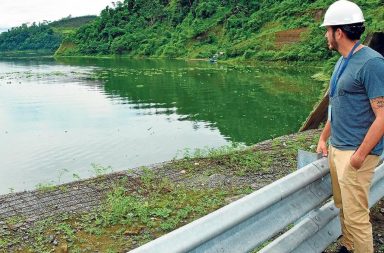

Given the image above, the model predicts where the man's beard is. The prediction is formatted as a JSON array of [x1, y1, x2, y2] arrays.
[[330, 33, 339, 51], [329, 40, 339, 51]]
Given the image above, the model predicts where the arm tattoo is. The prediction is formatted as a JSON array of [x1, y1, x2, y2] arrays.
[[371, 96, 384, 109]]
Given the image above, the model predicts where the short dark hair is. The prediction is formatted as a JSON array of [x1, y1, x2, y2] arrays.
[[332, 22, 365, 40]]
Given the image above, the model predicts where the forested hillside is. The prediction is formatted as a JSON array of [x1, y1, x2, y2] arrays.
[[0, 16, 96, 54], [0, 23, 61, 52], [1, 0, 382, 60], [56, 0, 384, 61]]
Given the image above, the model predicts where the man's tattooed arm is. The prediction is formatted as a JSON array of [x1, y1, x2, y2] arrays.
[[352, 96, 384, 169], [370, 96, 384, 111]]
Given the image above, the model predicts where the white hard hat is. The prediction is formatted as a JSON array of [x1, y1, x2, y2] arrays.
[[321, 0, 365, 27]]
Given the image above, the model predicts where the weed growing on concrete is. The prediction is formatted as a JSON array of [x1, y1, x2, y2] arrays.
[[35, 182, 56, 192]]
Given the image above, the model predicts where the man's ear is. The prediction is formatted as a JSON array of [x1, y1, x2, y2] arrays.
[[335, 28, 343, 39]]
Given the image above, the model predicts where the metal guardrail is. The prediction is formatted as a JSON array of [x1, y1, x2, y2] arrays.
[[261, 161, 384, 253], [129, 159, 384, 253]]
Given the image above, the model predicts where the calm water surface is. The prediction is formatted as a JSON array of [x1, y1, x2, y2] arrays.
[[0, 58, 322, 193]]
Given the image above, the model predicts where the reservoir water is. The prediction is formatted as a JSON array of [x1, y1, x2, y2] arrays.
[[0, 58, 322, 194]]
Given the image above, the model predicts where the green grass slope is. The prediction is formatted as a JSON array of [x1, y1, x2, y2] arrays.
[[50, 15, 97, 36]]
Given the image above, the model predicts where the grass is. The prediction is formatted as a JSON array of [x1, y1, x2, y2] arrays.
[[35, 182, 56, 193]]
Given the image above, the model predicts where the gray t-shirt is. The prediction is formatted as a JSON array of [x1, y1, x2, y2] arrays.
[[330, 46, 384, 156]]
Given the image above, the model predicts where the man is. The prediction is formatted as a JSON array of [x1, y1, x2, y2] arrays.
[[316, 1, 384, 252]]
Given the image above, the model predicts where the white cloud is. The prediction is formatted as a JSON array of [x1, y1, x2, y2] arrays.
[[0, 0, 113, 28]]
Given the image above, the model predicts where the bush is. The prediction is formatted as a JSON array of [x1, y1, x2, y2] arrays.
[[195, 1, 218, 19], [162, 44, 182, 58], [255, 50, 277, 61], [243, 49, 256, 59], [111, 36, 128, 54]]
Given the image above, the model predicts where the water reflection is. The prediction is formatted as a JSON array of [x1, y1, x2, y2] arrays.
[[57, 58, 320, 144]]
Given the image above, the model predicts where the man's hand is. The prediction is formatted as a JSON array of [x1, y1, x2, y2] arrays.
[[350, 152, 365, 170], [316, 139, 328, 157], [317, 120, 331, 157]]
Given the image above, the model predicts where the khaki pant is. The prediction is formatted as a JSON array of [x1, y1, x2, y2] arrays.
[[329, 146, 380, 253]]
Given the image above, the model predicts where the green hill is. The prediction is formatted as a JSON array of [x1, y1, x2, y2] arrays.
[[56, 0, 384, 61], [0, 16, 97, 56], [0, 23, 61, 54], [50, 15, 97, 28], [50, 15, 97, 36]]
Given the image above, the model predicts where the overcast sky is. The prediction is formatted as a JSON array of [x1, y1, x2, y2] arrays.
[[0, 0, 113, 29]]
